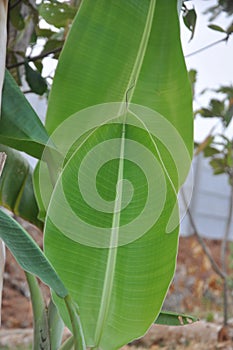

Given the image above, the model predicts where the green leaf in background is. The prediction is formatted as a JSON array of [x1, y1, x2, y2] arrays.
[[188, 69, 197, 96], [203, 146, 220, 157], [9, 4, 25, 30], [0, 70, 52, 159], [0, 207, 67, 298], [39, 2, 77, 28], [155, 311, 198, 326], [25, 62, 47, 96], [208, 24, 226, 33], [40, 1, 193, 349], [0, 145, 41, 227], [183, 8, 197, 40]]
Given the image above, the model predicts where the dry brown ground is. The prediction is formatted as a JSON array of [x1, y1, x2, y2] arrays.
[[1, 222, 233, 349]]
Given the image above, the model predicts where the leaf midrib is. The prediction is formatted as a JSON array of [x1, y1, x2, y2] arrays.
[[93, 1, 156, 348]]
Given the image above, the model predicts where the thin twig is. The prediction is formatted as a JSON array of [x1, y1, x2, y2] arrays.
[[185, 36, 229, 58], [6, 46, 63, 69], [181, 189, 226, 280]]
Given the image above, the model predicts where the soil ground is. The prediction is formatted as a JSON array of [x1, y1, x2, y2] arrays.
[[1, 222, 233, 349]]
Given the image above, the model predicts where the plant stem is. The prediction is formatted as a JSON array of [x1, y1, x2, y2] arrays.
[[64, 295, 86, 350], [48, 299, 64, 350], [7, 46, 63, 69], [59, 336, 74, 350], [25, 272, 50, 350]]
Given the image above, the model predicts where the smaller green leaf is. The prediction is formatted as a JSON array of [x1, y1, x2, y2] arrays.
[[39, 2, 77, 28], [209, 158, 226, 175], [216, 85, 233, 97], [196, 108, 213, 118], [0, 70, 52, 159], [36, 27, 56, 38], [10, 6, 25, 30], [208, 24, 226, 33], [210, 99, 225, 116], [155, 311, 199, 326], [25, 63, 47, 95], [0, 208, 68, 298], [183, 8, 197, 40], [203, 146, 220, 157]]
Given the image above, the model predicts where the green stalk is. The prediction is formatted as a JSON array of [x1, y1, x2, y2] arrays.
[[25, 272, 50, 350], [59, 336, 74, 350], [64, 295, 86, 350], [48, 299, 64, 350]]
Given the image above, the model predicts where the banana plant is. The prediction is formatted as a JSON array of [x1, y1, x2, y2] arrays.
[[0, 1, 194, 349]]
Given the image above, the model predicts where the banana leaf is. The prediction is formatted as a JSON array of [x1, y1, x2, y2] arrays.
[[38, 1, 193, 349]]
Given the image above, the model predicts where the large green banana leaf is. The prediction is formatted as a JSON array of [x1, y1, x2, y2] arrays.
[[0, 145, 42, 227], [0, 70, 53, 159], [40, 1, 193, 349]]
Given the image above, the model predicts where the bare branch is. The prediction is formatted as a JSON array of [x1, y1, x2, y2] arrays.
[[7, 46, 63, 69], [185, 36, 229, 58], [181, 189, 227, 280]]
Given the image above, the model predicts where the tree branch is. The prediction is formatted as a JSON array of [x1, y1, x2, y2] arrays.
[[185, 36, 230, 58], [6, 46, 63, 69], [181, 189, 227, 280]]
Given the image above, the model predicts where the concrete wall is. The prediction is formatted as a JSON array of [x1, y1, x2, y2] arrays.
[[180, 155, 233, 240]]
